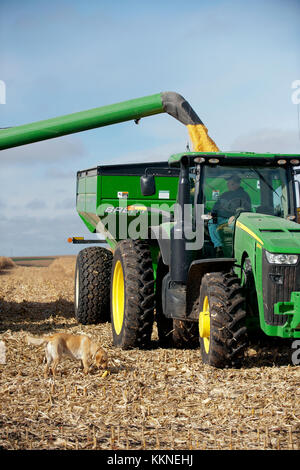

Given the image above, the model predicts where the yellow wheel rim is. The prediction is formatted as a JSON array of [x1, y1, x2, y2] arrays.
[[199, 295, 210, 354], [112, 260, 125, 335]]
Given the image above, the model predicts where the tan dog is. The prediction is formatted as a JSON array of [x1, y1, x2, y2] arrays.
[[27, 333, 108, 377]]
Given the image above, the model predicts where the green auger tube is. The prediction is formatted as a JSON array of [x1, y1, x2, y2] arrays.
[[0, 92, 218, 152]]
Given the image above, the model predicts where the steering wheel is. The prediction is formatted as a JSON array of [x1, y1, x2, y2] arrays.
[[219, 197, 249, 215]]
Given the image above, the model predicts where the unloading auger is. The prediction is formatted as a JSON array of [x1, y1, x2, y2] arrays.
[[0, 91, 219, 152]]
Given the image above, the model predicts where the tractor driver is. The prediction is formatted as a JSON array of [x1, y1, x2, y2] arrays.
[[208, 175, 251, 256]]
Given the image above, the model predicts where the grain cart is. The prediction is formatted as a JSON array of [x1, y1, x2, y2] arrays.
[[1, 92, 300, 368]]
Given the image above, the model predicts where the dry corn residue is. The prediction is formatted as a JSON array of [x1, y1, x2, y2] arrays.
[[0, 257, 299, 450]]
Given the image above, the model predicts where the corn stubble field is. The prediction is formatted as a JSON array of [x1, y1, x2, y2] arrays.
[[0, 256, 299, 451]]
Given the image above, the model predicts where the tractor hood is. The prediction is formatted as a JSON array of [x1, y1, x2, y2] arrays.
[[236, 213, 300, 254]]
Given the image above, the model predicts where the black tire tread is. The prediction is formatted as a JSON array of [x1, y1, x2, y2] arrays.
[[75, 247, 112, 324], [199, 271, 248, 368], [111, 239, 155, 349]]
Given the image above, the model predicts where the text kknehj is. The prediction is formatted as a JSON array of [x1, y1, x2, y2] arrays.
[[107, 453, 194, 467]]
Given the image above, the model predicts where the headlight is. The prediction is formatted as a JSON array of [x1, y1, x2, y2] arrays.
[[266, 251, 298, 265]]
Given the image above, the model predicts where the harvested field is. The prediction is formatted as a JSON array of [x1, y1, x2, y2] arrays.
[[11, 255, 74, 268], [0, 256, 299, 451], [0, 256, 16, 271]]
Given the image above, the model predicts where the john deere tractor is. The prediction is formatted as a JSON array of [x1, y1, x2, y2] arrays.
[[75, 150, 300, 367], [1, 91, 300, 367]]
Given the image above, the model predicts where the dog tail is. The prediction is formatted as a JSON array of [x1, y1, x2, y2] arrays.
[[26, 335, 49, 346]]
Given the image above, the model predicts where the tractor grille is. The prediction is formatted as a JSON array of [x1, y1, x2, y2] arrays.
[[262, 250, 300, 326]]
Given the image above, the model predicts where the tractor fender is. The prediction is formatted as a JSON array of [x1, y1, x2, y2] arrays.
[[186, 258, 236, 319]]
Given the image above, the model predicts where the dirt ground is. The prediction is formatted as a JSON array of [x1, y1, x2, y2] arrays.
[[0, 257, 299, 450]]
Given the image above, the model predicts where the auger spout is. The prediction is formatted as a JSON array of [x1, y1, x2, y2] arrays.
[[0, 91, 219, 152]]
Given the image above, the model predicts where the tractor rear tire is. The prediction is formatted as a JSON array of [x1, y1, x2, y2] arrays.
[[110, 239, 155, 349], [74, 246, 113, 324], [198, 271, 248, 368]]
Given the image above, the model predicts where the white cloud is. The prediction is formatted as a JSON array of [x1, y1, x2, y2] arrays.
[[0, 213, 90, 257], [45, 168, 75, 179], [25, 199, 47, 210], [0, 135, 87, 163], [54, 198, 76, 210], [230, 128, 300, 154]]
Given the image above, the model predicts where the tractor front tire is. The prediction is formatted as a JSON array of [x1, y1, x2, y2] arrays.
[[75, 247, 113, 324], [198, 271, 248, 368], [110, 239, 155, 349]]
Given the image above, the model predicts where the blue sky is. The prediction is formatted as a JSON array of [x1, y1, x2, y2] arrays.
[[0, 0, 299, 256]]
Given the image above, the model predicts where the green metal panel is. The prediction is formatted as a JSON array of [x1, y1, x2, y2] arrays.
[[77, 178, 86, 194], [76, 170, 179, 245], [0, 92, 212, 152], [274, 292, 300, 331], [234, 212, 300, 338], [236, 213, 300, 254], [168, 151, 300, 166], [76, 175, 97, 214], [85, 175, 97, 193], [100, 174, 178, 201], [76, 194, 85, 212], [85, 194, 97, 213], [78, 213, 97, 234]]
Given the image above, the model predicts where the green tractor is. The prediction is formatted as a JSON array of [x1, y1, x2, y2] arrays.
[[75, 150, 300, 367], [1, 91, 300, 367]]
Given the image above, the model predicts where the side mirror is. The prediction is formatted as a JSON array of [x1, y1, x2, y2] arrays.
[[140, 174, 156, 196]]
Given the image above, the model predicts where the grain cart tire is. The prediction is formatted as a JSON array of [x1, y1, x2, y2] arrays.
[[173, 319, 199, 349], [75, 247, 113, 324], [110, 239, 155, 349], [155, 257, 174, 347], [198, 271, 248, 368]]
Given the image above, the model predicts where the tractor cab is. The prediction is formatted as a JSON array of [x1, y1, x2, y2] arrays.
[[170, 152, 300, 259]]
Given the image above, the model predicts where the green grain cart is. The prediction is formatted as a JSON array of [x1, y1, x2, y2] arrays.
[[1, 92, 300, 367]]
